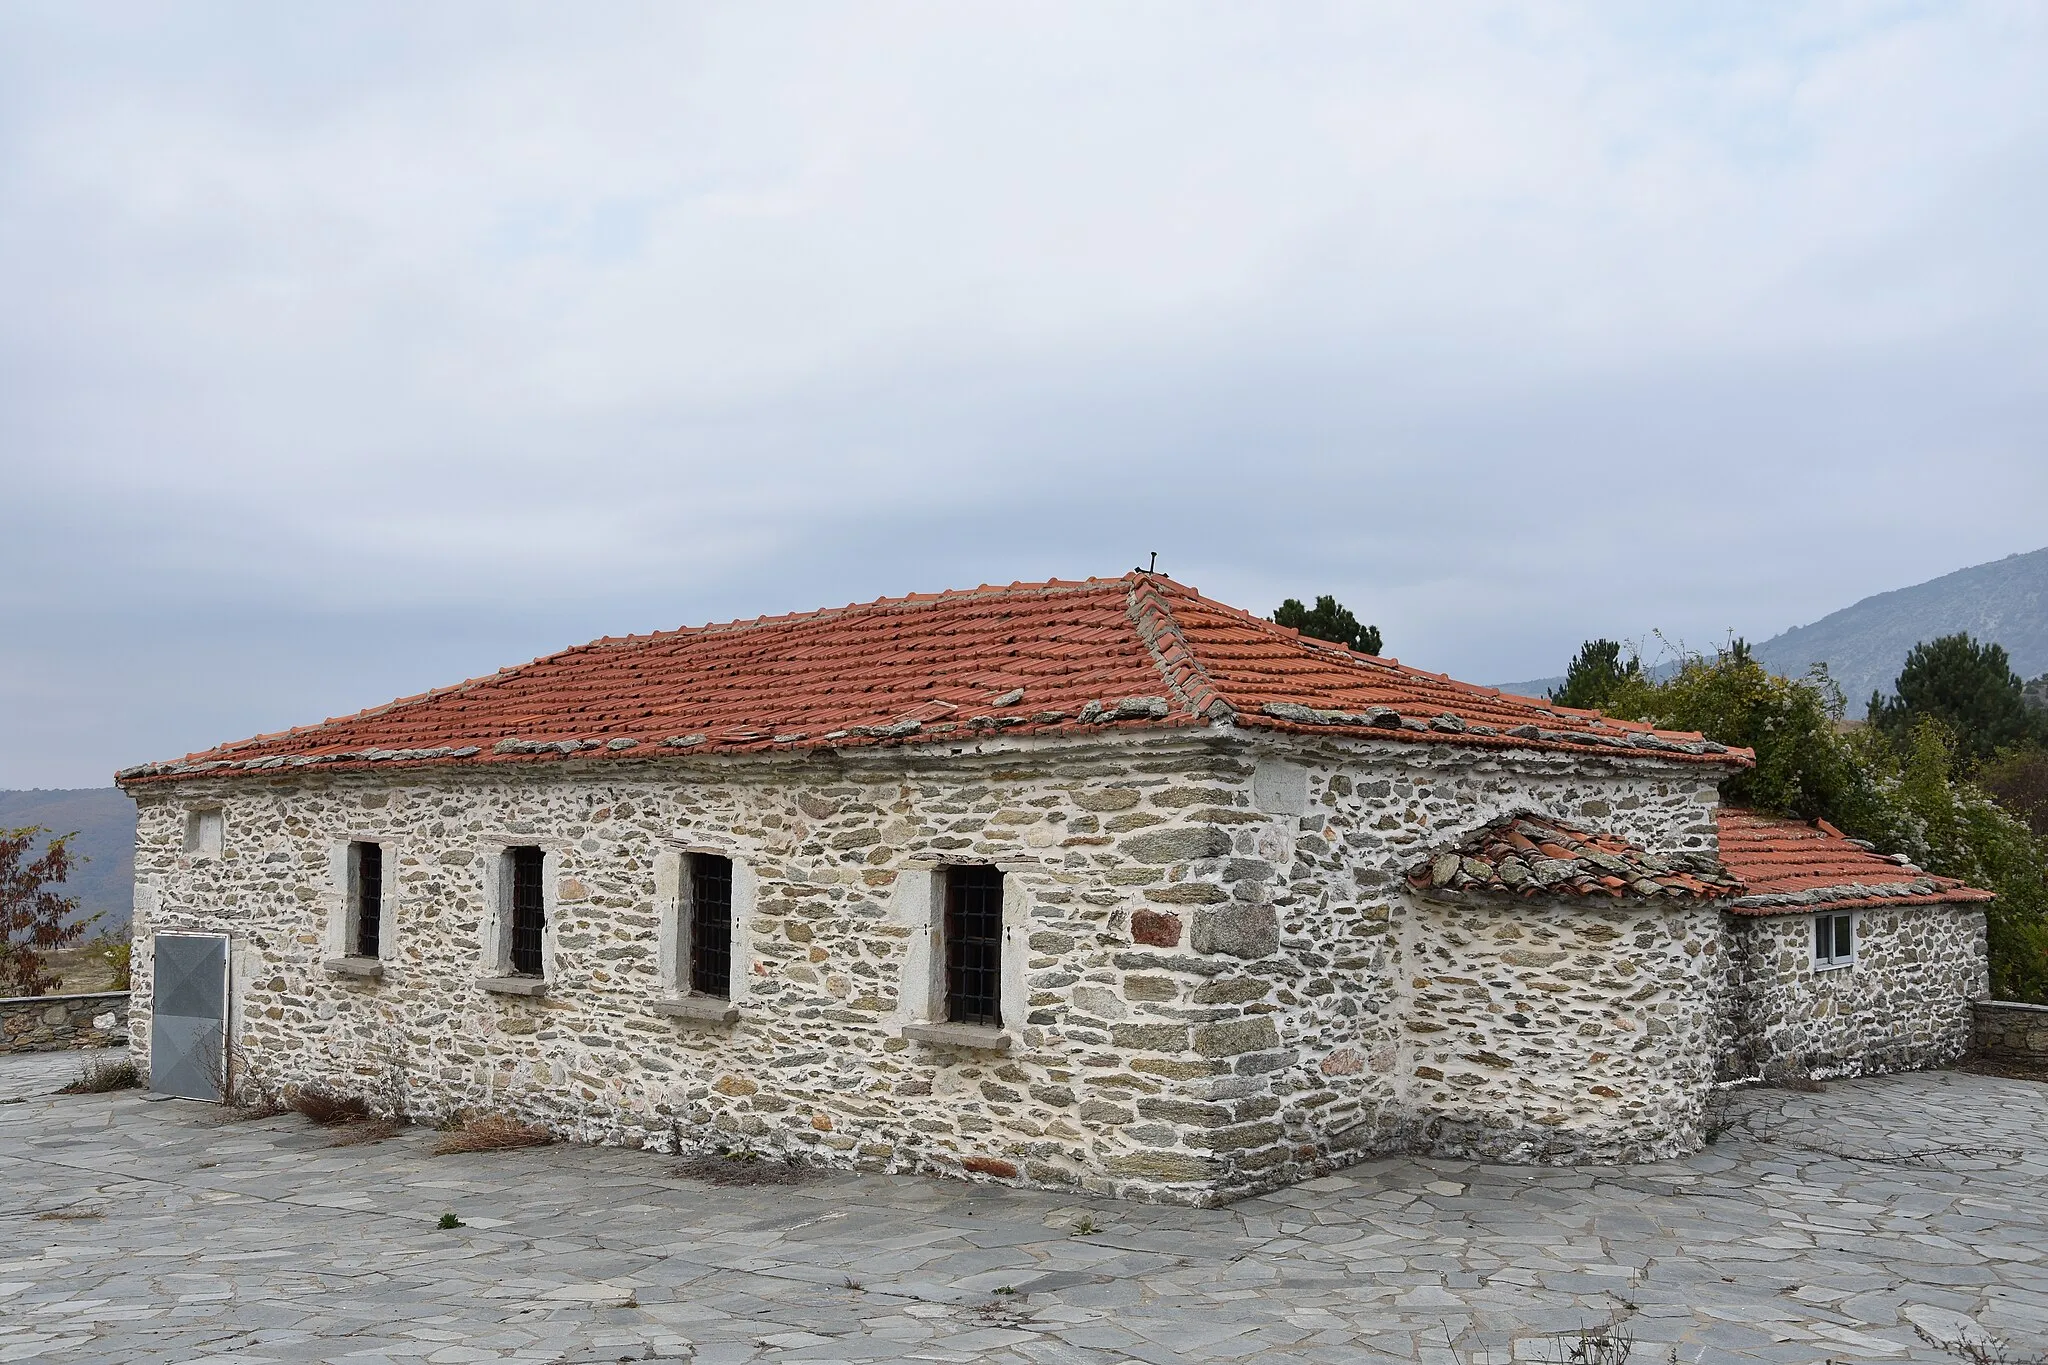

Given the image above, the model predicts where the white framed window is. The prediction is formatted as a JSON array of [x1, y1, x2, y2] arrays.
[[893, 863, 1024, 1051], [325, 838, 396, 978], [478, 844, 557, 994], [651, 848, 752, 1025], [1814, 910, 1855, 969], [185, 808, 224, 857]]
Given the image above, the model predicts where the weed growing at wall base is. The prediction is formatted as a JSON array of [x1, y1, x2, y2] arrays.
[[58, 1057, 137, 1093]]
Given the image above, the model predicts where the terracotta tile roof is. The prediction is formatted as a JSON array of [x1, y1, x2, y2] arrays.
[[1715, 808, 1992, 915], [1405, 814, 1743, 902], [1145, 579, 1741, 761], [116, 574, 1754, 785]]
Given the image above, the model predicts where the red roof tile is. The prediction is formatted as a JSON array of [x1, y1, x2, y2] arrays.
[[1406, 814, 1743, 902], [1715, 808, 1991, 914], [117, 574, 1755, 784]]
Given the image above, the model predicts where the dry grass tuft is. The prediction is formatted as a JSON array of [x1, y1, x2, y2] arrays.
[[430, 1114, 555, 1156], [1762, 1063, 1828, 1093], [216, 1095, 290, 1123], [289, 1086, 373, 1125], [673, 1145, 808, 1187], [58, 1058, 140, 1094], [1916, 1324, 2048, 1365], [34, 1207, 106, 1221], [326, 1118, 401, 1148], [1553, 1324, 1634, 1365]]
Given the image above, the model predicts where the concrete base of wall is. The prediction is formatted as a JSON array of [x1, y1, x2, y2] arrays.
[[0, 992, 131, 1054], [1973, 999, 2048, 1068]]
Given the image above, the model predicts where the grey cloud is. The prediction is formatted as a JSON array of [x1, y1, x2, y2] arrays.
[[2, 3, 2044, 786]]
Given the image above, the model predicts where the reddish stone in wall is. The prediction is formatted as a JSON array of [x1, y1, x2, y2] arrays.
[[1320, 1047, 1365, 1076], [962, 1156, 1018, 1179], [1131, 909, 1182, 948]]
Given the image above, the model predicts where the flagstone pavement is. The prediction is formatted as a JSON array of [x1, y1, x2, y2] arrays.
[[2, 1050, 2044, 1364]]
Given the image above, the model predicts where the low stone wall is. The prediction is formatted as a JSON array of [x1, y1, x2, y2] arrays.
[[0, 992, 132, 1053], [1974, 999, 2048, 1067]]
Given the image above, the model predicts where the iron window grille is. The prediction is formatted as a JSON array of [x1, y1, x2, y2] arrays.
[[944, 865, 1005, 1027], [1814, 910, 1854, 969], [689, 853, 734, 998], [352, 841, 383, 958], [509, 846, 546, 976]]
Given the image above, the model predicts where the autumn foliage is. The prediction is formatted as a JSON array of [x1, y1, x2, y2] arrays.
[[1, 826, 88, 997]]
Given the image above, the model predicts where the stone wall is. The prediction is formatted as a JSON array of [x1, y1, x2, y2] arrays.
[[1717, 904, 1987, 1082], [1390, 896, 1723, 1164], [1973, 1000, 2048, 1067], [0, 991, 130, 1053], [126, 729, 1724, 1203], [1227, 740, 1724, 1170]]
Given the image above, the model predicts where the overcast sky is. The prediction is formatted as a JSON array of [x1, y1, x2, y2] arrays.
[[4, 3, 2045, 789]]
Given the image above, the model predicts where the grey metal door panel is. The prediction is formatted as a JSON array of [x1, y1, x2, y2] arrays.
[[150, 933, 228, 1102]]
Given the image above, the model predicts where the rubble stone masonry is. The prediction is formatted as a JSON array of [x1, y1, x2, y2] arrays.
[[1972, 1000, 2048, 1067], [128, 726, 1961, 1203], [1718, 906, 1987, 1082], [0, 991, 131, 1053]]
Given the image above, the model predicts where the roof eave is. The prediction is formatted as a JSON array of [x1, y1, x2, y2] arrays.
[[1240, 712, 1753, 767], [114, 714, 1232, 789], [1405, 883, 1734, 910]]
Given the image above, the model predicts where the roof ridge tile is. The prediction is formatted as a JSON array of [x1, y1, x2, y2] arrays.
[[1125, 576, 1229, 721]]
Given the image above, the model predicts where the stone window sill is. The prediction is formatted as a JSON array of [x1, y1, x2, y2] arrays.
[[323, 957, 384, 979], [478, 975, 548, 998], [1812, 961, 1855, 973], [902, 1021, 1011, 1052], [649, 996, 740, 1026]]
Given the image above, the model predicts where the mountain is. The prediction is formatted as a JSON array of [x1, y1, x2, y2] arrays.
[[1496, 547, 2048, 716], [1754, 548, 2048, 716], [1492, 661, 1682, 705], [0, 788, 135, 931], [1494, 672, 1567, 699]]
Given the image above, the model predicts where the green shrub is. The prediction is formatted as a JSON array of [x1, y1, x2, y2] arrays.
[[1578, 639, 2048, 1003]]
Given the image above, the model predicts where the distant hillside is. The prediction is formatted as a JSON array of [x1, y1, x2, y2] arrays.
[[1496, 547, 2048, 716], [1493, 661, 1678, 705], [0, 788, 134, 931], [1755, 547, 2048, 716]]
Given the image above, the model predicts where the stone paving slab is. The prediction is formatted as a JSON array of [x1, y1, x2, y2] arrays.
[[0, 1056, 2044, 1363]]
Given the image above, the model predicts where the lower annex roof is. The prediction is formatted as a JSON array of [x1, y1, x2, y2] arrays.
[[117, 574, 1754, 785], [1715, 808, 1992, 914], [1405, 809, 1990, 911]]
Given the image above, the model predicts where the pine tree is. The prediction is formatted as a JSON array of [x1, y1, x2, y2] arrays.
[[1273, 596, 1382, 656]]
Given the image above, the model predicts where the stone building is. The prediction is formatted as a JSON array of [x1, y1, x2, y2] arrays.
[[116, 573, 1990, 1203], [1713, 808, 1990, 1081]]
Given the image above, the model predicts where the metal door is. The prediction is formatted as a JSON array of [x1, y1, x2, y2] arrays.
[[150, 933, 229, 1101]]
